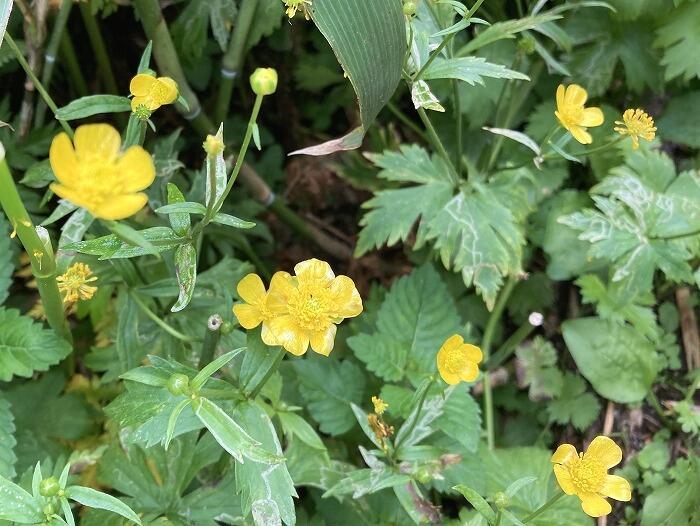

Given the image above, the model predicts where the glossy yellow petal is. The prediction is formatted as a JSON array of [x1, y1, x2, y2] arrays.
[[329, 275, 363, 318], [459, 361, 479, 382], [294, 258, 334, 284], [310, 325, 336, 356], [579, 493, 611, 518], [130, 73, 157, 97], [601, 475, 632, 502], [441, 334, 464, 353], [267, 271, 295, 314], [585, 436, 622, 469], [564, 84, 588, 107], [49, 132, 80, 187], [462, 343, 483, 364], [261, 323, 279, 346], [90, 193, 148, 220], [555, 84, 566, 110], [74, 124, 121, 162], [569, 125, 592, 145], [268, 315, 309, 356], [438, 366, 460, 385], [157, 77, 178, 104], [233, 303, 264, 329], [237, 273, 267, 305], [50, 183, 90, 210], [553, 464, 576, 495], [580, 107, 604, 127], [131, 95, 149, 112], [551, 443, 578, 465], [116, 146, 155, 192]]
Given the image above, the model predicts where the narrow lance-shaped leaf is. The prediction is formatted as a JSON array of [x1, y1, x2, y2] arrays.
[[0, 475, 44, 523], [55, 95, 132, 121], [165, 183, 191, 236], [453, 484, 496, 523], [0, 0, 12, 48], [67, 486, 142, 525], [191, 347, 246, 390], [206, 123, 226, 211], [171, 243, 197, 312]]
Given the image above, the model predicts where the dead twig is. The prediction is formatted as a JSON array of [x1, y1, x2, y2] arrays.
[[676, 287, 700, 371]]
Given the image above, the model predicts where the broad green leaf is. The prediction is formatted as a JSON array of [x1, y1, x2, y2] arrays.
[[0, 475, 43, 523], [423, 57, 530, 85], [0, 212, 13, 305], [657, 90, 700, 148], [453, 485, 496, 523], [66, 227, 184, 260], [0, 307, 73, 381], [654, 1, 700, 81], [348, 265, 461, 383], [55, 95, 132, 120], [165, 183, 191, 236], [515, 337, 564, 400], [171, 243, 197, 312], [434, 384, 481, 453], [67, 486, 142, 525], [278, 411, 325, 451], [640, 457, 700, 526], [240, 329, 284, 397], [294, 0, 405, 155], [324, 468, 411, 499], [562, 317, 659, 403], [0, 395, 16, 478]]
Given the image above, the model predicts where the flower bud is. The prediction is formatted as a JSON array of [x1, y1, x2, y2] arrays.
[[494, 491, 510, 509], [250, 68, 278, 96], [220, 321, 234, 334], [166, 373, 190, 396], [403, 1, 417, 16], [40, 476, 61, 497], [203, 134, 225, 157]]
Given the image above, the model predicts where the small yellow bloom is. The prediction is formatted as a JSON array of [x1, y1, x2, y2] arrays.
[[283, 0, 312, 19], [265, 259, 363, 356], [57, 262, 98, 304], [614, 108, 656, 150], [555, 84, 604, 145], [371, 396, 388, 415], [203, 134, 225, 157], [129, 73, 178, 113], [552, 436, 632, 517], [49, 124, 155, 220], [436, 335, 482, 385], [232, 273, 279, 346]]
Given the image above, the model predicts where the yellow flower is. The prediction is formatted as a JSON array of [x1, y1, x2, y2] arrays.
[[554, 84, 604, 145], [266, 259, 363, 356], [436, 335, 482, 385], [283, 0, 312, 19], [57, 262, 98, 304], [371, 396, 388, 415], [49, 124, 155, 220], [614, 108, 656, 150], [552, 436, 632, 517], [129, 73, 178, 113], [203, 134, 225, 157], [232, 273, 279, 346]]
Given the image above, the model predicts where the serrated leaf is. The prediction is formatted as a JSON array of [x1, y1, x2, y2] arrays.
[[654, 1, 700, 81], [171, 243, 197, 312], [641, 457, 700, 526], [55, 95, 131, 120], [434, 384, 481, 453], [0, 396, 16, 478], [67, 486, 142, 525], [66, 227, 183, 260], [424, 56, 530, 85], [546, 372, 601, 431], [657, 90, 700, 148]]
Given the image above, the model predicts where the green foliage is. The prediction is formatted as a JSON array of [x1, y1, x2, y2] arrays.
[[546, 372, 601, 431], [0, 395, 16, 479], [654, 0, 700, 81]]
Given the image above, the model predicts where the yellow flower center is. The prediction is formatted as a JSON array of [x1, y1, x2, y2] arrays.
[[287, 284, 333, 332], [569, 453, 606, 493], [443, 348, 469, 374], [558, 105, 584, 129], [73, 158, 124, 208], [57, 262, 98, 304]]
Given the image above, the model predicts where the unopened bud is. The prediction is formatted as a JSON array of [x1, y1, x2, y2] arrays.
[[403, 1, 417, 16], [494, 491, 510, 509], [203, 134, 224, 157], [166, 373, 190, 396], [250, 68, 278, 96], [40, 477, 61, 497]]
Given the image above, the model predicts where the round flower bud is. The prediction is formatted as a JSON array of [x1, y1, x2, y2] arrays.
[[40, 477, 61, 497], [220, 321, 234, 335], [166, 373, 190, 396], [203, 134, 225, 157], [250, 68, 278, 96], [494, 491, 510, 509], [403, 1, 417, 16], [43, 503, 56, 516], [415, 467, 432, 484]]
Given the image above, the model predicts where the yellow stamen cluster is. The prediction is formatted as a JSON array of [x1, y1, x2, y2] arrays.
[[57, 262, 98, 304], [283, 0, 312, 19], [203, 134, 225, 157], [614, 108, 656, 150], [371, 396, 388, 415]]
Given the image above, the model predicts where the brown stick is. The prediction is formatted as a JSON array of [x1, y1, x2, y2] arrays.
[[676, 287, 700, 371]]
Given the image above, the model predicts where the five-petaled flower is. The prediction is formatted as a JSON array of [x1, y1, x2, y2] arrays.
[[436, 334, 483, 385], [552, 436, 632, 517], [129, 73, 178, 114], [555, 84, 604, 145], [614, 108, 656, 150], [57, 262, 98, 304], [49, 124, 155, 220], [232, 258, 362, 356]]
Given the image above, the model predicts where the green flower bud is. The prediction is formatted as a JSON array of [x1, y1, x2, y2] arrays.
[[415, 467, 432, 484], [166, 373, 190, 396], [494, 491, 510, 509], [250, 68, 278, 96], [518, 34, 536, 55], [220, 321, 234, 335], [39, 476, 61, 497], [42, 503, 55, 516], [403, 1, 417, 16]]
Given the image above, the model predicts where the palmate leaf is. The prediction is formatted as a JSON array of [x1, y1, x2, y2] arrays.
[[654, 0, 700, 81], [546, 372, 601, 431]]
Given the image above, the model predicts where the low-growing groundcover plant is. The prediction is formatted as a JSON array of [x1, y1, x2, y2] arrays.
[[0, 0, 699, 524]]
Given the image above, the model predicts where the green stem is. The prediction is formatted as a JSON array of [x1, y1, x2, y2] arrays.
[[5, 34, 73, 138], [487, 313, 541, 370], [646, 390, 672, 428], [128, 290, 198, 343], [417, 107, 458, 182], [394, 377, 435, 451], [248, 348, 285, 399], [60, 32, 89, 97], [199, 315, 223, 368], [0, 158, 72, 342], [453, 80, 463, 177], [386, 101, 429, 142], [35, 0, 73, 127], [79, 1, 119, 95], [213, 0, 259, 123], [123, 115, 148, 148], [481, 278, 518, 450], [522, 492, 565, 523], [495, 510, 502, 526], [570, 136, 624, 156]]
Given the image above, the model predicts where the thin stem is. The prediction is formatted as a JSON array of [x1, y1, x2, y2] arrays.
[[570, 136, 624, 156], [199, 315, 223, 368], [60, 33, 89, 97], [453, 80, 463, 177], [386, 101, 429, 142], [488, 314, 541, 370], [248, 348, 285, 399], [494, 510, 502, 526], [5, 34, 73, 137], [79, 0, 119, 95], [394, 377, 435, 451], [522, 492, 565, 523], [417, 107, 459, 182], [128, 290, 198, 343]]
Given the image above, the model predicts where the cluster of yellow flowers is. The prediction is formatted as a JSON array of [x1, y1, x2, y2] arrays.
[[232, 258, 363, 356], [555, 83, 656, 149]]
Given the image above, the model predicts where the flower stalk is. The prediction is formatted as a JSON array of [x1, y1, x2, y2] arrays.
[[200, 314, 223, 368], [79, 0, 119, 95], [522, 491, 565, 523]]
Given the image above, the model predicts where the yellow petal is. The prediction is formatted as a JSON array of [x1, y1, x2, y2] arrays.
[[585, 436, 622, 469], [551, 443, 578, 465], [441, 334, 464, 353], [90, 193, 148, 220], [329, 275, 363, 318], [294, 258, 334, 284], [74, 124, 121, 162], [564, 84, 588, 107], [233, 303, 264, 329], [459, 361, 479, 382], [310, 325, 336, 356], [569, 125, 592, 145], [130, 73, 157, 97], [116, 146, 155, 192], [462, 343, 483, 364], [131, 95, 148, 112], [553, 464, 576, 495], [601, 475, 632, 502], [49, 133, 79, 187], [580, 107, 604, 127], [237, 273, 267, 305], [50, 183, 90, 210], [268, 315, 309, 356], [157, 77, 178, 104], [579, 493, 611, 518], [438, 366, 460, 385], [267, 271, 295, 314], [261, 323, 279, 346], [556, 84, 566, 110]]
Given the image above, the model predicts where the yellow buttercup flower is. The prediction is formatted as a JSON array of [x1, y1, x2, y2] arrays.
[[371, 396, 388, 415], [283, 0, 312, 19], [266, 259, 363, 356], [436, 335, 483, 385], [554, 84, 604, 145], [129, 73, 178, 113], [49, 124, 155, 220], [614, 108, 656, 150], [57, 262, 98, 304], [551, 436, 632, 517], [232, 273, 279, 346]]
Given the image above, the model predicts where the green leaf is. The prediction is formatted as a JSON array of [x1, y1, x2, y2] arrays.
[[515, 337, 564, 400], [424, 57, 530, 85], [434, 384, 481, 453], [657, 90, 700, 148], [562, 317, 659, 403], [0, 212, 13, 305], [641, 457, 700, 526], [165, 183, 191, 236], [457, 13, 563, 54], [294, 357, 366, 435], [211, 212, 255, 229], [0, 0, 12, 49], [348, 264, 461, 384], [240, 329, 284, 397], [349, 403, 383, 448], [66, 227, 183, 260], [191, 347, 245, 390], [171, 243, 197, 312], [0, 307, 73, 381], [546, 372, 601, 431], [453, 485, 496, 523], [20, 159, 54, 188], [324, 468, 411, 499], [165, 399, 189, 450], [0, 475, 43, 524], [293, 0, 405, 155], [0, 396, 16, 478], [278, 411, 326, 451], [654, 1, 700, 81], [156, 202, 208, 216], [67, 486, 142, 525], [55, 95, 132, 120]]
